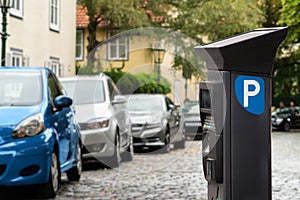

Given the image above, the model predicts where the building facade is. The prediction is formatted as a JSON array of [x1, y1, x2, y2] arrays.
[[76, 5, 201, 104], [1, 0, 76, 77]]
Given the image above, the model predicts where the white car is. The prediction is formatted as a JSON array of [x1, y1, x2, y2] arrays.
[[127, 94, 185, 153], [60, 73, 133, 168]]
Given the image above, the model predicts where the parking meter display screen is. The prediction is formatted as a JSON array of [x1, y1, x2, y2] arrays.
[[200, 89, 211, 109]]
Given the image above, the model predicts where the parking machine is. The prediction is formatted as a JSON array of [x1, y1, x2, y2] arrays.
[[195, 27, 288, 200]]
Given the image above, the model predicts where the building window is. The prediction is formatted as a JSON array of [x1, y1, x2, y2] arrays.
[[48, 58, 63, 77], [9, 49, 23, 66], [10, 0, 23, 18], [76, 30, 84, 60], [107, 34, 128, 61], [49, 0, 60, 31], [12, 52, 23, 66]]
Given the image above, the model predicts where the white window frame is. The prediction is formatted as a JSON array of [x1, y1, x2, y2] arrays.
[[76, 30, 84, 60], [107, 35, 129, 61], [9, 49, 23, 66], [48, 58, 61, 77], [10, 0, 23, 18], [12, 52, 23, 66], [49, 0, 60, 31]]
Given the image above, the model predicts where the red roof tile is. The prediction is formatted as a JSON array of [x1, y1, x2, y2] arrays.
[[76, 5, 89, 28]]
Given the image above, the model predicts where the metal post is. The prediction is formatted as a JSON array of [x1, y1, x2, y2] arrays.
[[157, 58, 160, 93], [1, 6, 9, 66]]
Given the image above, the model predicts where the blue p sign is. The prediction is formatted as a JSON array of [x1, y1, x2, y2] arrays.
[[235, 76, 264, 115]]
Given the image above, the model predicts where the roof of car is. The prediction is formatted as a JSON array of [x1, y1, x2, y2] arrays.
[[59, 73, 109, 81], [126, 94, 166, 98], [0, 66, 48, 72]]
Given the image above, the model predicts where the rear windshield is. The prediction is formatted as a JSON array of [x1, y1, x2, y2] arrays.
[[0, 71, 42, 106], [61, 80, 105, 105], [127, 96, 164, 111]]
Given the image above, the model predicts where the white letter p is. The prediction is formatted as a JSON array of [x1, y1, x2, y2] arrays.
[[244, 80, 260, 107]]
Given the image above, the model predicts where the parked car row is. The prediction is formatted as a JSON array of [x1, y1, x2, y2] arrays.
[[0, 68, 203, 198], [272, 106, 300, 131]]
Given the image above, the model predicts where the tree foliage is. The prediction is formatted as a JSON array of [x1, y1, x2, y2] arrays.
[[104, 68, 171, 95], [166, 0, 263, 80], [167, 0, 263, 43], [77, 0, 170, 54], [270, 0, 300, 106]]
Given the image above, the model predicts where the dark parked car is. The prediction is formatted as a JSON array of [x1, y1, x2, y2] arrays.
[[0, 67, 82, 198], [272, 106, 300, 131], [180, 101, 203, 140], [127, 94, 185, 153]]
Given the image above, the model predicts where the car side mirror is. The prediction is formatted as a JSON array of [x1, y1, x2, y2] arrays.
[[54, 95, 73, 110], [168, 104, 175, 111], [112, 95, 127, 105]]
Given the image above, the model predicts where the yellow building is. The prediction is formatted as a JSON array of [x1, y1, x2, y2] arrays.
[[1, 0, 76, 77], [76, 5, 201, 104]]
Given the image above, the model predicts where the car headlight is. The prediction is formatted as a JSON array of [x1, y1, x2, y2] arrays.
[[275, 118, 283, 124], [12, 113, 45, 138], [146, 122, 161, 129], [87, 119, 109, 129]]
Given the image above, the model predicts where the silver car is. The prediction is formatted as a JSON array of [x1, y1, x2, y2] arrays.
[[60, 74, 133, 168], [127, 94, 185, 153]]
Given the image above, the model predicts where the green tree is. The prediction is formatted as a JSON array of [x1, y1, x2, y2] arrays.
[[166, 0, 263, 82], [272, 0, 300, 106], [167, 0, 263, 43], [104, 68, 171, 95], [77, 0, 170, 55]]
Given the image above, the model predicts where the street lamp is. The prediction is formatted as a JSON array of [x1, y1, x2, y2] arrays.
[[153, 46, 165, 93], [0, 0, 12, 66]]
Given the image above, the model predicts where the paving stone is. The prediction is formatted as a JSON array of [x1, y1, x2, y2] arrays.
[[55, 132, 300, 199]]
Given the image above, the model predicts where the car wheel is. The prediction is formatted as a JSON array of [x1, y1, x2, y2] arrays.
[[174, 132, 186, 149], [107, 133, 121, 168], [160, 131, 171, 154], [283, 122, 290, 132], [121, 136, 134, 162], [41, 150, 60, 198], [66, 141, 82, 181]]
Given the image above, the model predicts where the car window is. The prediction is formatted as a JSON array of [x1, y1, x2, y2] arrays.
[[0, 71, 42, 106], [166, 97, 175, 111], [128, 96, 163, 111], [183, 103, 200, 114], [107, 79, 120, 100], [48, 73, 63, 105], [61, 80, 105, 105]]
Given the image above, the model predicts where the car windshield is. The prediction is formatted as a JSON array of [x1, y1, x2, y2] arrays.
[[61, 80, 105, 105], [183, 103, 200, 114], [127, 96, 163, 111], [0, 71, 42, 106]]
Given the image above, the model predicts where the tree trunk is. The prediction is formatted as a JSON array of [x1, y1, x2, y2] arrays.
[[87, 18, 100, 54]]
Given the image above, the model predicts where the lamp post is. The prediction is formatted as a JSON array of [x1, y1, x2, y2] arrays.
[[0, 0, 12, 66], [153, 46, 165, 94]]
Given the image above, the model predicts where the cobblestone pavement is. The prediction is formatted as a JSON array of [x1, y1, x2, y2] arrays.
[[56, 132, 300, 200], [57, 139, 207, 200], [2, 132, 299, 199], [272, 131, 300, 200]]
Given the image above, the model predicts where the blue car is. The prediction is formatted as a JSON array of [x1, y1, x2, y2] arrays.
[[0, 67, 82, 198]]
